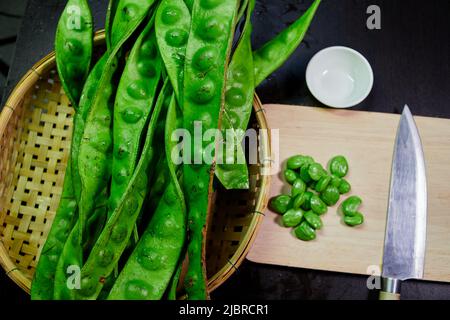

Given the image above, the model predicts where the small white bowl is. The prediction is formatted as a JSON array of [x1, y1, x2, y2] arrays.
[[306, 46, 374, 108]]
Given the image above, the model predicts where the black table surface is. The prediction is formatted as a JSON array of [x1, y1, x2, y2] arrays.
[[1, 0, 450, 300]]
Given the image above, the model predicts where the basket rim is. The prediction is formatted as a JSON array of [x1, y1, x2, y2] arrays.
[[0, 30, 271, 296]]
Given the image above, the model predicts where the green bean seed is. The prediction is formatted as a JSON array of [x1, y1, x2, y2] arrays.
[[284, 169, 298, 184], [330, 175, 342, 187], [315, 175, 330, 193], [338, 179, 351, 194], [287, 155, 307, 170], [294, 221, 316, 241], [301, 191, 313, 211], [310, 194, 327, 215], [270, 194, 291, 214], [344, 212, 364, 226], [292, 192, 307, 209], [320, 185, 340, 206], [282, 208, 304, 228], [291, 178, 306, 197], [308, 162, 325, 181], [339, 195, 362, 217], [299, 164, 312, 183], [329, 155, 349, 178], [304, 156, 314, 165], [304, 211, 323, 230]]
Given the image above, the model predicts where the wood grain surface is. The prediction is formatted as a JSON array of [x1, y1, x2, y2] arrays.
[[248, 104, 450, 283]]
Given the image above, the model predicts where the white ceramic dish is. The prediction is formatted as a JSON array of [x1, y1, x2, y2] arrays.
[[306, 46, 374, 108]]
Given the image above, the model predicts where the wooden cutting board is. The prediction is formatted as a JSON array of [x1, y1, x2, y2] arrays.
[[247, 104, 450, 283]]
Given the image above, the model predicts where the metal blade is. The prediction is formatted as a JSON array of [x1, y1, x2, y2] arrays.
[[382, 105, 427, 281]]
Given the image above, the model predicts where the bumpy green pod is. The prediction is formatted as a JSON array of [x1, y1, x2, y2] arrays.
[[167, 253, 184, 299], [183, 0, 194, 12], [155, 0, 190, 104], [55, 0, 93, 108], [253, 0, 321, 86], [53, 189, 108, 300], [109, 0, 158, 49], [71, 55, 108, 204], [109, 19, 162, 213], [215, 0, 255, 190], [53, 8, 154, 299], [77, 2, 157, 244], [73, 80, 171, 300], [108, 96, 186, 300], [77, 56, 119, 242], [31, 163, 77, 300], [105, 0, 120, 51], [236, 0, 249, 22], [107, 181, 185, 300], [182, 0, 239, 300], [32, 54, 107, 300]]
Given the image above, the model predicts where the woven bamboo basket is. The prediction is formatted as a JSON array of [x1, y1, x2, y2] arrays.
[[0, 30, 271, 296]]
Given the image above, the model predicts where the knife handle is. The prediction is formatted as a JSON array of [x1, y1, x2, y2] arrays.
[[379, 291, 400, 300], [379, 277, 401, 300]]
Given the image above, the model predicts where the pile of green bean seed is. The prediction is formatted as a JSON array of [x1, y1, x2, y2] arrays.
[[270, 155, 364, 241], [30, 0, 322, 300]]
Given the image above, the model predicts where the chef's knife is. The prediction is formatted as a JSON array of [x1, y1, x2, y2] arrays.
[[380, 105, 427, 300]]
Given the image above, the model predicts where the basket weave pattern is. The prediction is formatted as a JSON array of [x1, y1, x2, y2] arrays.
[[0, 70, 74, 280], [0, 37, 270, 294]]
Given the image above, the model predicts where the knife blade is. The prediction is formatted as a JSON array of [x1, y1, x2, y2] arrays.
[[380, 105, 427, 300]]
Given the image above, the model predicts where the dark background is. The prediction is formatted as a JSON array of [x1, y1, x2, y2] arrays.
[[1, 0, 450, 300]]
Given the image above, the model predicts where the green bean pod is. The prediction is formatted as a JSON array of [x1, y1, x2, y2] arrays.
[[105, 0, 120, 51], [108, 96, 186, 300], [109, 18, 162, 213], [167, 259, 183, 300], [32, 54, 107, 300], [107, 181, 185, 300], [73, 80, 171, 300], [31, 163, 77, 300], [182, 0, 239, 300], [76, 56, 119, 243], [53, 7, 155, 299], [109, 0, 158, 49], [215, 0, 255, 190], [183, 0, 194, 12], [71, 55, 108, 204], [55, 0, 93, 108], [155, 0, 191, 104], [52, 190, 108, 299], [236, 0, 249, 23], [253, 0, 321, 86], [77, 3, 157, 244]]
